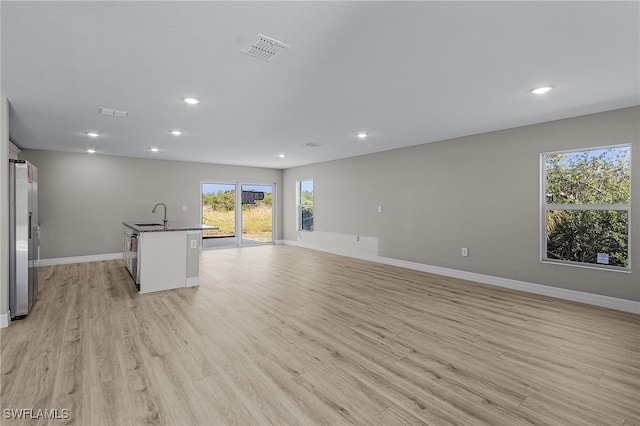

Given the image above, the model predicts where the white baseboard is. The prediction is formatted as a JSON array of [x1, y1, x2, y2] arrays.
[[0, 311, 10, 328], [38, 252, 123, 266], [283, 240, 640, 314]]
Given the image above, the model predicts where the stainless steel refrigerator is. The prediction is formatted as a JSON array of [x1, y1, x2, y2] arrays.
[[9, 160, 38, 319]]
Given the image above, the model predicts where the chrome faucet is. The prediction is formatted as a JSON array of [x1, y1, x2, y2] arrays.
[[152, 203, 168, 226]]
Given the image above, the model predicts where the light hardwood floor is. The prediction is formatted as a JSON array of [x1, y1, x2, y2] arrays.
[[1, 245, 638, 425]]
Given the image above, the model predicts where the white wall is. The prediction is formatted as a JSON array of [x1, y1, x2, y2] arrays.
[[17, 150, 283, 260], [283, 106, 640, 302]]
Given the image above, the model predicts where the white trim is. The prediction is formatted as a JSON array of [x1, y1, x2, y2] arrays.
[[541, 257, 631, 274], [545, 203, 630, 211], [543, 142, 632, 157], [283, 240, 640, 314], [0, 311, 10, 328], [185, 277, 199, 287], [9, 140, 21, 154], [38, 252, 123, 266]]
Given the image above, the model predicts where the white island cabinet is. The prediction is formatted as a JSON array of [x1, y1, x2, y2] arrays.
[[123, 222, 204, 294]]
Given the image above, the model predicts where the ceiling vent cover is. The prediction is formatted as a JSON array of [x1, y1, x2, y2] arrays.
[[99, 107, 129, 118], [303, 142, 323, 148], [241, 34, 289, 62]]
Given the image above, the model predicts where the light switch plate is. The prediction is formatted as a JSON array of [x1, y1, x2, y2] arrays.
[[182, 205, 188, 212]]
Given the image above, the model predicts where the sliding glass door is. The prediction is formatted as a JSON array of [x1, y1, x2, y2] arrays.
[[201, 182, 274, 248]]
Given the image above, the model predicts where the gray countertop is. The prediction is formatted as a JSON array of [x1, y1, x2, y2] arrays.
[[123, 221, 217, 233]]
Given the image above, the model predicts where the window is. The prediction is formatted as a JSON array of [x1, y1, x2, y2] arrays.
[[298, 179, 314, 231], [541, 145, 631, 270]]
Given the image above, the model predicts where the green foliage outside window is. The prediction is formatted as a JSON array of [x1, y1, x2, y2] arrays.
[[202, 190, 273, 239], [203, 191, 272, 212], [544, 146, 630, 268], [301, 190, 314, 205], [299, 180, 314, 231]]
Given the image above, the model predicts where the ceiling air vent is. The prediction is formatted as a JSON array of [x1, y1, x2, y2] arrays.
[[99, 107, 129, 118], [241, 34, 289, 62], [303, 142, 323, 148]]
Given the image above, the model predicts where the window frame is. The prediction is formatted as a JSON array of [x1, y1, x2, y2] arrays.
[[297, 179, 314, 232], [540, 144, 632, 272]]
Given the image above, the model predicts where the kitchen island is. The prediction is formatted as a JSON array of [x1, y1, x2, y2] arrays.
[[122, 221, 211, 294]]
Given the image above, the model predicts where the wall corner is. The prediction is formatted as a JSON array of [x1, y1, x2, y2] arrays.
[[1, 96, 10, 321]]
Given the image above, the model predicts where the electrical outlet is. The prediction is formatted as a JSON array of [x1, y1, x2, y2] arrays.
[[182, 205, 188, 212], [190, 240, 197, 249], [461, 248, 468, 257], [378, 205, 383, 213]]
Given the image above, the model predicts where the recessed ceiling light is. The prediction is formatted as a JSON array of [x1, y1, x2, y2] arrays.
[[149, 147, 159, 152], [530, 86, 553, 95], [278, 153, 286, 158], [357, 132, 368, 139], [170, 130, 182, 136], [85, 149, 96, 154], [85, 132, 99, 137], [183, 97, 199, 105]]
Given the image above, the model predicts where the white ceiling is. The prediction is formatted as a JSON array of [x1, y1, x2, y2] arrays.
[[2, 1, 639, 169]]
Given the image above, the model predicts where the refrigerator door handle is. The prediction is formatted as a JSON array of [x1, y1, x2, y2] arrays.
[[28, 212, 32, 239]]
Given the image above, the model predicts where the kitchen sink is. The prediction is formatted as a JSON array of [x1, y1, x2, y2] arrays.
[[135, 223, 164, 226]]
